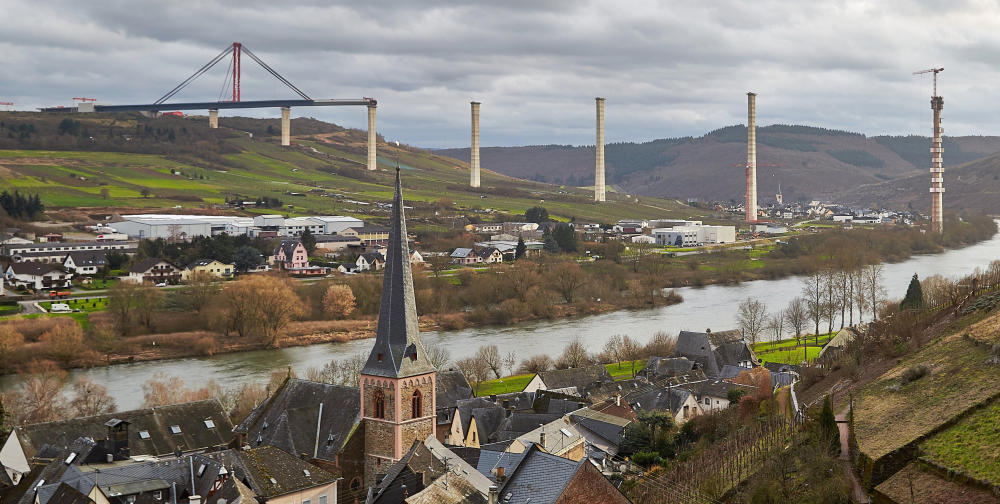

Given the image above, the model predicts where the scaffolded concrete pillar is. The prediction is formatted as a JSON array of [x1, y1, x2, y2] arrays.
[[367, 104, 377, 171], [280, 107, 291, 147], [595, 97, 606, 202], [470, 101, 481, 188], [208, 109, 218, 129], [746, 92, 757, 223], [930, 96, 945, 233]]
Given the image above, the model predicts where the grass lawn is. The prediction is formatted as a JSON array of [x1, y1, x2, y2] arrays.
[[919, 398, 1000, 485], [753, 332, 833, 364], [605, 359, 647, 380], [755, 345, 821, 365], [77, 278, 117, 290], [40, 297, 108, 313], [853, 311, 1000, 461], [475, 373, 534, 396]]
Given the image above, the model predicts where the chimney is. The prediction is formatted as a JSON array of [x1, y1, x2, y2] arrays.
[[539, 431, 546, 448], [489, 484, 499, 504], [188, 496, 201, 504], [615, 393, 621, 407], [496, 466, 505, 482]]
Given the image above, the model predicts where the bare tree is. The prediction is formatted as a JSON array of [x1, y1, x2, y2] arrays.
[[737, 297, 768, 346], [6, 362, 68, 423], [322, 284, 356, 319], [784, 297, 807, 346], [456, 356, 491, 393], [864, 262, 886, 321], [182, 270, 219, 314], [309, 352, 367, 385], [517, 355, 554, 374], [766, 311, 786, 343], [643, 331, 676, 358], [218, 275, 305, 346], [426, 255, 451, 279], [547, 261, 587, 303], [802, 271, 824, 338], [142, 373, 225, 407], [557, 337, 590, 368], [0, 326, 24, 373], [70, 378, 117, 416], [620, 335, 642, 377], [501, 351, 517, 378], [822, 268, 839, 337], [508, 262, 540, 302], [134, 284, 165, 331], [853, 268, 867, 322], [424, 341, 451, 369], [602, 335, 624, 366], [836, 269, 850, 329], [476, 344, 503, 379], [40, 323, 85, 366], [108, 281, 141, 336]]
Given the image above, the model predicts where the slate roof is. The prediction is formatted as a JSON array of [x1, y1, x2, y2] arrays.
[[714, 341, 756, 368], [770, 371, 797, 388], [360, 170, 436, 379], [674, 331, 721, 377], [234, 378, 360, 462], [705, 329, 744, 347], [210, 446, 336, 499], [687, 379, 755, 401], [475, 448, 527, 483], [475, 247, 499, 259], [718, 365, 745, 380], [454, 398, 504, 442], [450, 247, 473, 258], [359, 252, 384, 264], [644, 356, 696, 377], [435, 370, 474, 413], [64, 251, 108, 268], [128, 257, 180, 274], [568, 409, 631, 446], [514, 417, 583, 455], [314, 234, 361, 243], [369, 436, 491, 504], [45, 483, 94, 504], [762, 362, 801, 374], [6, 262, 66, 276], [494, 413, 562, 442], [274, 240, 302, 260], [535, 365, 613, 395], [15, 399, 233, 458], [499, 447, 581, 504], [626, 386, 693, 416], [185, 258, 231, 269]]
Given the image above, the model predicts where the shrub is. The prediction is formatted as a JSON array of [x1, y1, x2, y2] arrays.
[[900, 364, 930, 385]]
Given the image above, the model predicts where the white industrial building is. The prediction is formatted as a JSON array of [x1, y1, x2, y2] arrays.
[[653, 225, 736, 247], [112, 214, 363, 239]]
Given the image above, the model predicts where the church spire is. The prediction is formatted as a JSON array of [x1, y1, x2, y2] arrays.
[[361, 169, 435, 378]]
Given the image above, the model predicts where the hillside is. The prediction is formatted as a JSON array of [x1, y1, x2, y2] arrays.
[[0, 112, 709, 226], [841, 151, 1000, 214], [435, 125, 1000, 205]]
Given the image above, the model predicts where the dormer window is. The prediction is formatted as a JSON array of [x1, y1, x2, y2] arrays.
[[139, 430, 151, 439], [204, 419, 215, 429], [377, 353, 383, 362]]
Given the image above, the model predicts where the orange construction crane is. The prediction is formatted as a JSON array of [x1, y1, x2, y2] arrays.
[[72, 97, 98, 102]]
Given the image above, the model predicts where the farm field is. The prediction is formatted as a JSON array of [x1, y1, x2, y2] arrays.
[[752, 332, 833, 365]]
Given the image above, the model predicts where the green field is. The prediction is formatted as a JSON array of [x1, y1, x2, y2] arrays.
[[752, 332, 833, 364], [40, 297, 108, 313], [920, 398, 1000, 485], [473, 359, 647, 397]]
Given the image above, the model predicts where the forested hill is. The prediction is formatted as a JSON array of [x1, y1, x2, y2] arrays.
[[435, 125, 1000, 204]]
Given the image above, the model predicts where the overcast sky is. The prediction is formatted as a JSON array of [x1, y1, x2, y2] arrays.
[[3, 1, 998, 147]]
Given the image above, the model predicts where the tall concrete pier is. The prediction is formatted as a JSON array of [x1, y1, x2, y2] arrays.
[[367, 104, 377, 171], [280, 107, 290, 146], [595, 97, 606, 202], [470, 101, 481, 187], [930, 96, 945, 233], [208, 109, 218, 129], [745, 92, 757, 222]]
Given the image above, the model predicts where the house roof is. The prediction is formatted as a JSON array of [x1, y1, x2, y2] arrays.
[[499, 446, 582, 504], [219, 446, 336, 499], [370, 436, 491, 504], [450, 247, 473, 258], [63, 251, 108, 267], [475, 247, 498, 259], [359, 252, 384, 263], [234, 378, 360, 462], [455, 397, 503, 440], [626, 386, 693, 416], [687, 379, 755, 401], [515, 417, 583, 455], [644, 356, 696, 377], [128, 257, 180, 274], [44, 483, 94, 504], [360, 170, 436, 379], [5, 241, 133, 252], [568, 408, 630, 446], [15, 399, 233, 458], [348, 226, 389, 234], [494, 413, 562, 442], [674, 331, 720, 377], [6, 262, 66, 276], [435, 370, 474, 412], [274, 240, 301, 259], [714, 341, 755, 368], [313, 234, 361, 243], [705, 329, 744, 347], [185, 258, 232, 269], [535, 365, 613, 394]]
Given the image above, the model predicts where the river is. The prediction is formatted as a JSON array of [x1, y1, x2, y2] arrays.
[[6, 230, 1000, 410]]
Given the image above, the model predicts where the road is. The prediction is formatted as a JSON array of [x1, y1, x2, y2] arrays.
[[836, 408, 871, 504]]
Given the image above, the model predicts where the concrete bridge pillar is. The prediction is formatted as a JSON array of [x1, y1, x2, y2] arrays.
[[209, 109, 218, 129], [367, 104, 377, 171], [281, 107, 291, 146]]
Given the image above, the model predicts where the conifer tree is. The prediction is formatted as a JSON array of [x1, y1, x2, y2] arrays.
[[900, 273, 924, 310]]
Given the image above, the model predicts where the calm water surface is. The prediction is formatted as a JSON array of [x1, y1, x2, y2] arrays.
[[6, 229, 1000, 409]]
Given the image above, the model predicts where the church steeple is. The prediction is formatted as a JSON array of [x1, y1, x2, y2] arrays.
[[361, 169, 435, 378]]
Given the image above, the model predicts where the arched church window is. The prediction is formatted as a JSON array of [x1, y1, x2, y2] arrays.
[[411, 389, 422, 419], [373, 388, 385, 419]]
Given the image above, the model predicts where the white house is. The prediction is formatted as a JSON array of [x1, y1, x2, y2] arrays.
[[356, 252, 385, 271], [62, 251, 108, 275], [450, 248, 482, 265], [4, 263, 72, 290]]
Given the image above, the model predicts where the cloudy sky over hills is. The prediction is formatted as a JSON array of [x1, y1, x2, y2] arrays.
[[3, 0, 998, 147]]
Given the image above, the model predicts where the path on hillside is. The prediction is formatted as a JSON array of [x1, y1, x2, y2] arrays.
[[837, 407, 871, 503]]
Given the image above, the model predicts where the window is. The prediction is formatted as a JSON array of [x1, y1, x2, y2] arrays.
[[303, 500, 310, 504], [373, 388, 385, 419], [350, 478, 361, 490], [152, 490, 162, 501], [170, 425, 182, 434], [204, 419, 216, 429], [319, 496, 328, 504], [411, 389, 422, 419]]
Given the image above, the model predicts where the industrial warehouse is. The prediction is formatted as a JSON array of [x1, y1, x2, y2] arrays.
[[109, 214, 363, 239]]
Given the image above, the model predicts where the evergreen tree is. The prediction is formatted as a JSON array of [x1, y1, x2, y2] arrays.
[[234, 245, 264, 273], [525, 206, 549, 223], [300, 228, 317, 256], [515, 236, 526, 260], [551, 223, 578, 252], [901, 273, 924, 310]]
